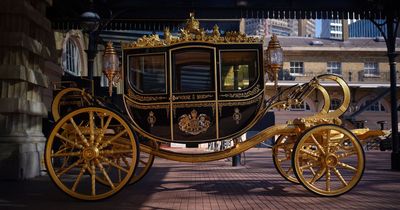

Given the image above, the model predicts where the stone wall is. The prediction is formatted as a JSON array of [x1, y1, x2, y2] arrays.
[[0, 0, 61, 179]]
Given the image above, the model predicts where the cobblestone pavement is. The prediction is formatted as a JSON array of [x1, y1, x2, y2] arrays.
[[0, 149, 399, 210]]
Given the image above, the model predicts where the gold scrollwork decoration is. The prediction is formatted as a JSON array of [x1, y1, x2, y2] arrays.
[[127, 89, 167, 102], [218, 95, 263, 116], [147, 111, 157, 127], [196, 94, 214, 100], [122, 13, 262, 50], [178, 109, 211, 135], [220, 85, 261, 98]]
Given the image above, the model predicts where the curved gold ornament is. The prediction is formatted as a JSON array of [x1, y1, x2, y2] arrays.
[[178, 109, 211, 135]]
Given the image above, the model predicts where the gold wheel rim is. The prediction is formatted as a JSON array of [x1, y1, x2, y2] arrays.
[[45, 107, 138, 200], [293, 125, 364, 196], [52, 88, 92, 121], [129, 140, 157, 185], [273, 135, 299, 184]]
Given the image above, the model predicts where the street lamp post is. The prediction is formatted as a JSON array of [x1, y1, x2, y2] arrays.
[[266, 34, 284, 90], [80, 11, 100, 81]]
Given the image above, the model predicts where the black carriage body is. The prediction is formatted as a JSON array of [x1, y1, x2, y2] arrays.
[[123, 41, 265, 143]]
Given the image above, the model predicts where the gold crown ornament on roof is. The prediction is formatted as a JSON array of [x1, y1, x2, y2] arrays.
[[122, 13, 262, 49]]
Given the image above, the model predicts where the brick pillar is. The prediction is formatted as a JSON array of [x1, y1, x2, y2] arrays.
[[0, 0, 61, 179]]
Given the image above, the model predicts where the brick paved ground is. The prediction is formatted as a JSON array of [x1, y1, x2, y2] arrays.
[[0, 148, 399, 210]]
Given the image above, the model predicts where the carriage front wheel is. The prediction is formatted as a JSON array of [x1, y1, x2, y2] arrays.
[[292, 124, 365, 196], [45, 107, 139, 200]]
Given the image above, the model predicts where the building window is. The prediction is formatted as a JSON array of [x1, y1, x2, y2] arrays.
[[290, 101, 311, 111], [365, 100, 386, 112], [364, 62, 379, 77], [64, 39, 81, 76], [327, 62, 342, 75], [330, 98, 342, 110], [289, 61, 304, 75]]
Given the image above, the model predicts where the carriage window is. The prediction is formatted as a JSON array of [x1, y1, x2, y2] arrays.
[[220, 51, 257, 91], [129, 54, 166, 93], [172, 49, 213, 92]]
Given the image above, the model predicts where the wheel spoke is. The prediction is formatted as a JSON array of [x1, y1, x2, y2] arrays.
[[89, 111, 95, 145], [332, 167, 348, 186], [278, 157, 289, 162], [55, 133, 83, 149], [286, 167, 293, 174], [98, 130, 127, 150], [91, 162, 96, 196], [326, 168, 331, 192], [100, 157, 129, 173], [100, 149, 133, 155], [69, 117, 90, 147], [325, 129, 331, 148], [95, 159, 115, 189], [309, 167, 325, 184], [337, 162, 357, 172], [57, 159, 83, 177], [95, 115, 113, 147], [310, 134, 325, 155], [300, 148, 320, 159], [72, 164, 87, 192], [139, 159, 148, 165], [51, 151, 81, 157], [337, 150, 357, 159]]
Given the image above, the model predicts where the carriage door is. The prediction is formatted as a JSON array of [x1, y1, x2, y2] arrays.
[[170, 47, 217, 142]]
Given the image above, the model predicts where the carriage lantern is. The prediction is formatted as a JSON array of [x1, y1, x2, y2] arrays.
[[266, 34, 283, 90], [103, 41, 121, 96]]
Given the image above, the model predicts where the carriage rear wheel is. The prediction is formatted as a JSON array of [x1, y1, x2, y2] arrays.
[[45, 107, 138, 200], [292, 124, 365, 196], [129, 140, 157, 184], [51, 88, 93, 121], [272, 135, 299, 184]]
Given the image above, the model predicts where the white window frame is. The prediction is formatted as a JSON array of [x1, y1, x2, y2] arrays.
[[327, 61, 342, 75], [289, 61, 304, 76], [64, 39, 81, 76], [364, 62, 379, 77], [365, 100, 386, 112]]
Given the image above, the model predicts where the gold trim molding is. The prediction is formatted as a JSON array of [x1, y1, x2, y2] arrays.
[[122, 13, 262, 49]]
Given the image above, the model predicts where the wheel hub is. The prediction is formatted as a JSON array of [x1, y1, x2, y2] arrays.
[[82, 147, 99, 160], [325, 153, 338, 168]]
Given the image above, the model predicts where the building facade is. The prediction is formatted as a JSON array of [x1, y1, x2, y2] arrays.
[[320, 19, 344, 39], [265, 36, 400, 130], [349, 19, 386, 37], [245, 19, 316, 37]]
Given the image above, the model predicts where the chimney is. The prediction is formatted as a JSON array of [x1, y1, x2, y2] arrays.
[[341, 19, 349, 41]]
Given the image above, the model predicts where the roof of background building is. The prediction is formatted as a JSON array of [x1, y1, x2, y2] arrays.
[[273, 36, 400, 51]]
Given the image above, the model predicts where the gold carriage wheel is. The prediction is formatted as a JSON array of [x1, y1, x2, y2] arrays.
[[51, 88, 92, 121], [129, 140, 157, 185], [96, 139, 157, 186], [45, 107, 138, 201], [272, 135, 299, 184], [292, 124, 365, 196]]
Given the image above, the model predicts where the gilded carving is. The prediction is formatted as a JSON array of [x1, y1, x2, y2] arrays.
[[173, 102, 216, 117], [122, 14, 262, 50], [178, 109, 211, 135], [232, 108, 242, 125], [127, 89, 167, 102], [220, 85, 261, 98], [147, 111, 156, 127], [196, 94, 214, 100]]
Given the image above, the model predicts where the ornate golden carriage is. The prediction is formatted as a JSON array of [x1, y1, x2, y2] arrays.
[[45, 15, 383, 200]]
